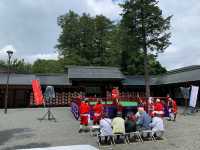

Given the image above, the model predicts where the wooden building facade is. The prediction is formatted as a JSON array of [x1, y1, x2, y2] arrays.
[[1, 65, 200, 108]]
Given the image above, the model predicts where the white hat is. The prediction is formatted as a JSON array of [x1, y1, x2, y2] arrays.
[[138, 107, 144, 112], [156, 98, 160, 102]]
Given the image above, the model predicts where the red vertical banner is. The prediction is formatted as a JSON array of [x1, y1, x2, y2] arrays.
[[32, 80, 44, 105]]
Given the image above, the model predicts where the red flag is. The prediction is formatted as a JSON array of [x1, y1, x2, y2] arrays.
[[32, 80, 44, 105]]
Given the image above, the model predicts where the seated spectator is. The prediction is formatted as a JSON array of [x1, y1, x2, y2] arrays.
[[135, 107, 142, 119], [149, 113, 165, 138], [125, 113, 137, 133], [153, 99, 164, 116], [112, 112, 125, 135], [99, 114, 113, 143], [136, 107, 151, 130]]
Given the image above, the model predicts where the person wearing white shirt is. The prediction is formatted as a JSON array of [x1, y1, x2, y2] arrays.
[[149, 113, 165, 138], [99, 114, 113, 143], [100, 117, 112, 136]]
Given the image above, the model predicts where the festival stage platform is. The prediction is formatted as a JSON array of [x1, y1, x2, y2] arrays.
[[71, 99, 138, 120], [89, 101, 138, 107]]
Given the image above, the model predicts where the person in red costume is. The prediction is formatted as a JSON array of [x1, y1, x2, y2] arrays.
[[93, 99, 104, 125], [79, 98, 90, 133], [153, 99, 164, 116], [112, 87, 123, 115], [112, 87, 120, 100], [168, 98, 178, 121]]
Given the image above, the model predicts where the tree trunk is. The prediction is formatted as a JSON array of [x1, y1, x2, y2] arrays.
[[141, 0, 150, 98], [144, 47, 150, 98]]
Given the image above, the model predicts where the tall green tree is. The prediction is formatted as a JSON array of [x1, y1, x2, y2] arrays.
[[120, 0, 172, 97], [11, 59, 32, 73], [93, 15, 114, 66], [56, 10, 84, 65], [0, 59, 32, 73], [56, 11, 119, 67], [32, 59, 63, 73], [0, 60, 6, 69]]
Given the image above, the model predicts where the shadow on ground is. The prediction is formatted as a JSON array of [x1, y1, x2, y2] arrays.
[[2, 142, 51, 150], [0, 128, 34, 145]]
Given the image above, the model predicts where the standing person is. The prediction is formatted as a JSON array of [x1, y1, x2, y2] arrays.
[[147, 97, 154, 117], [79, 98, 90, 133], [168, 98, 177, 121], [93, 99, 104, 125], [112, 87, 122, 116], [112, 87, 120, 100]]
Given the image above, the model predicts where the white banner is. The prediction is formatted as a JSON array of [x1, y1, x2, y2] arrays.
[[189, 85, 199, 107]]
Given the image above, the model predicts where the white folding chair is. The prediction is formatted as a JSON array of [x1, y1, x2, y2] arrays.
[[89, 125, 100, 136], [112, 133, 128, 144], [97, 134, 114, 147], [129, 131, 143, 143], [141, 130, 156, 142]]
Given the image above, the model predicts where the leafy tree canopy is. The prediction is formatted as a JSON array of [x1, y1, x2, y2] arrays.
[[32, 59, 64, 73], [56, 8, 169, 75]]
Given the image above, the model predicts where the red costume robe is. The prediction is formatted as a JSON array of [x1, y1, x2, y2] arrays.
[[153, 102, 164, 115], [93, 103, 103, 124], [168, 100, 177, 113], [79, 102, 90, 125], [112, 88, 119, 99]]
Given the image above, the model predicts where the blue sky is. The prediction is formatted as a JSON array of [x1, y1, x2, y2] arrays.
[[0, 0, 200, 70]]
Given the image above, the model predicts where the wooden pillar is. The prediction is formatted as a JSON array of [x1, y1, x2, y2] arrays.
[[13, 89, 16, 107]]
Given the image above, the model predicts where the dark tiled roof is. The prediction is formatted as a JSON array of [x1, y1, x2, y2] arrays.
[[122, 76, 145, 86], [0, 74, 35, 85], [1, 65, 200, 86], [167, 65, 200, 74], [154, 66, 200, 85], [123, 65, 200, 86], [36, 74, 71, 86], [66, 66, 124, 80], [0, 74, 71, 86]]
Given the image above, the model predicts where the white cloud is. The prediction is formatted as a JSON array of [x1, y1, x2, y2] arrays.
[[25, 53, 58, 63], [1, 0, 200, 70], [158, 0, 200, 70], [1, 45, 16, 53], [86, 0, 122, 20], [0, 0, 121, 64]]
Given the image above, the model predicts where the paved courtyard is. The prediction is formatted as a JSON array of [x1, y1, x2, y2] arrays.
[[0, 107, 200, 150]]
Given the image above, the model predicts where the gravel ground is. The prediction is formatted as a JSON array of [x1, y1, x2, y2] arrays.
[[0, 107, 200, 150]]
